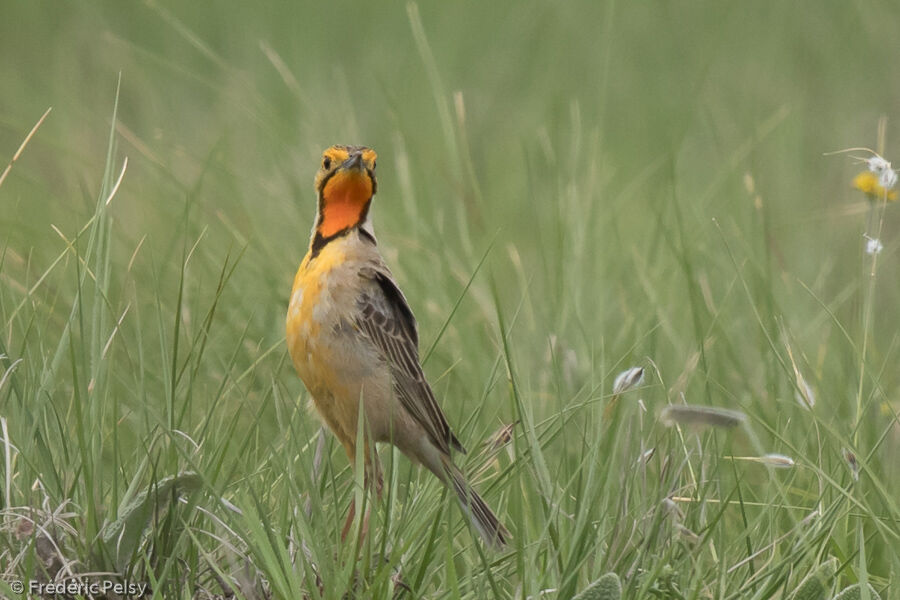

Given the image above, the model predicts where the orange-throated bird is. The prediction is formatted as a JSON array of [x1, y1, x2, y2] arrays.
[[286, 145, 509, 547]]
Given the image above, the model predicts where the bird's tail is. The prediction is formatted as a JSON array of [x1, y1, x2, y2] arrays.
[[441, 455, 510, 548]]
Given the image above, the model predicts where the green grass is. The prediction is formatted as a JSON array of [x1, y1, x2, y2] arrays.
[[1, 1, 899, 598]]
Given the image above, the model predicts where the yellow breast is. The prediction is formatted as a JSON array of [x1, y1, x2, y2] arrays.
[[289, 233, 379, 392], [288, 241, 342, 375], [287, 234, 386, 445]]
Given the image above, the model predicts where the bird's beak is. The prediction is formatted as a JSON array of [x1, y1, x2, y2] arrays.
[[342, 151, 364, 171]]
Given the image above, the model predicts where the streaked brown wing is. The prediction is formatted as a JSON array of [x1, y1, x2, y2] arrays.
[[356, 267, 465, 455]]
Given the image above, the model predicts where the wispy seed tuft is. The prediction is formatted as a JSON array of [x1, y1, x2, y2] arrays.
[[636, 447, 656, 466], [731, 454, 795, 468], [661, 498, 685, 521], [660, 404, 746, 429], [485, 421, 518, 451], [674, 524, 701, 544], [612, 366, 645, 395], [842, 448, 860, 481], [758, 453, 795, 468], [794, 374, 816, 410]]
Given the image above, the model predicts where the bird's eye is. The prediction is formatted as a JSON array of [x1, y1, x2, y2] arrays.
[[323, 157, 332, 170], [372, 160, 376, 169]]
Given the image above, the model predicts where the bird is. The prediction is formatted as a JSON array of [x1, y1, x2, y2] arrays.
[[286, 144, 509, 547]]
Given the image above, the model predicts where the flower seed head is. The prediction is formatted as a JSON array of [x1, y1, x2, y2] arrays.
[[636, 447, 656, 465], [759, 453, 795, 468], [660, 404, 746, 429], [674, 524, 700, 544], [794, 375, 816, 410], [661, 498, 685, 522], [841, 448, 860, 481], [485, 421, 518, 450], [613, 366, 645, 395]]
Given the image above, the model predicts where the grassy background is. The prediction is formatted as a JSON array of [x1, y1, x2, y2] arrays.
[[1, 0, 899, 598]]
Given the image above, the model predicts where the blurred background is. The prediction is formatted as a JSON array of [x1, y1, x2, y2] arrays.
[[1, 0, 900, 595], [3, 0, 900, 431]]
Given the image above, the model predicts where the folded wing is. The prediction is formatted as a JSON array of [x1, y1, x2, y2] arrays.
[[356, 266, 465, 455]]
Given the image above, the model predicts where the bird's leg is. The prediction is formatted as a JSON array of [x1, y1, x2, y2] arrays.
[[366, 447, 385, 501], [340, 497, 357, 542], [340, 442, 383, 544], [340, 439, 361, 543], [357, 451, 384, 541]]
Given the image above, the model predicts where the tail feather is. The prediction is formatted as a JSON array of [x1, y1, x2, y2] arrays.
[[443, 457, 510, 548]]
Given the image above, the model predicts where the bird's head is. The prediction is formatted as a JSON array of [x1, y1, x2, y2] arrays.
[[314, 145, 378, 239]]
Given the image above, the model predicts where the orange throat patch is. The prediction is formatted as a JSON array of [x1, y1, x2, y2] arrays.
[[317, 170, 373, 238]]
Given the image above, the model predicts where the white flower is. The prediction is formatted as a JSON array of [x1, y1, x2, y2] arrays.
[[880, 167, 898, 190], [865, 237, 883, 256], [867, 155, 891, 174], [612, 366, 645, 394], [865, 154, 897, 190]]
